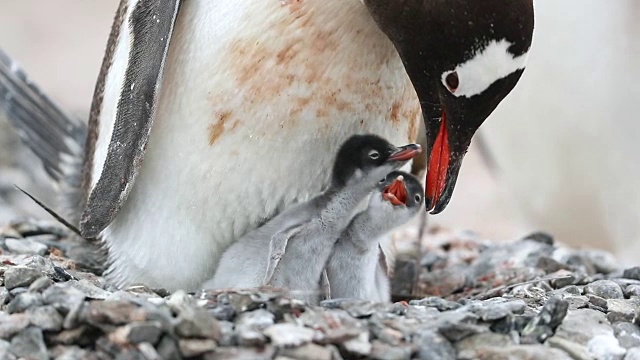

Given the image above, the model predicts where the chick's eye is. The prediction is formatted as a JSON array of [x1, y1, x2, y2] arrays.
[[368, 150, 380, 159], [445, 71, 459, 93], [414, 194, 422, 203]]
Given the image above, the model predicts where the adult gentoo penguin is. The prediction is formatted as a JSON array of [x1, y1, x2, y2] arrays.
[[0, 0, 534, 291]]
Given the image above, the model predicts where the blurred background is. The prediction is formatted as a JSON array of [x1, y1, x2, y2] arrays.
[[0, 1, 638, 263]]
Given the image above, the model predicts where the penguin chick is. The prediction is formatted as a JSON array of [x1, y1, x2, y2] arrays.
[[325, 171, 424, 302], [202, 134, 421, 302]]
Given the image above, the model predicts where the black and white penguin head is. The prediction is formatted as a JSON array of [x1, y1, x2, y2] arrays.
[[369, 170, 424, 222], [331, 134, 422, 188], [363, 0, 535, 214]]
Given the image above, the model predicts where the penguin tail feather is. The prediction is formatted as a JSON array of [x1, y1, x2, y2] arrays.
[[0, 47, 86, 225]]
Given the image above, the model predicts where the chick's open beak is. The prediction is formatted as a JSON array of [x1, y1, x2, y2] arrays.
[[382, 175, 407, 206]]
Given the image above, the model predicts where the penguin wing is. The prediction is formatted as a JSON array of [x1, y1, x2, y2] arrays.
[[80, 0, 182, 238], [0, 47, 87, 225]]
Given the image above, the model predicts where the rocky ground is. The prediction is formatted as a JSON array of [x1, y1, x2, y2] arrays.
[[0, 218, 639, 360]]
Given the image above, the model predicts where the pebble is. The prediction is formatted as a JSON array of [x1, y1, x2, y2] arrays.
[[613, 322, 640, 349], [5, 238, 48, 256], [178, 338, 217, 357], [623, 267, 640, 281], [607, 298, 640, 323], [26, 305, 63, 331], [263, 323, 315, 347], [585, 280, 625, 299], [3, 266, 44, 290], [626, 347, 640, 360], [0, 219, 639, 359], [9, 327, 48, 360]]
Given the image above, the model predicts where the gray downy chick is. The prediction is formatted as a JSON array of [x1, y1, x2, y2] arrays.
[[325, 171, 424, 302], [201, 135, 421, 301]]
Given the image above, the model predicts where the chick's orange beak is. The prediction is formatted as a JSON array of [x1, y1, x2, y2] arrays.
[[382, 175, 407, 206]]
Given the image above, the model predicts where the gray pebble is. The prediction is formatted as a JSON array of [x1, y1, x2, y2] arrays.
[[9, 327, 48, 360], [0, 313, 30, 339], [28, 276, 54, 293], [0, 339, 14, 360], [178, 338, 217, 357], [626, 285, 640, 298], [174, 306, 222, 340], [614, 322, 640, 349], [280, 343, 340, 360], [409, 297, 461, 311], [624, 267, 640, 281], [7, 292, 43, 313], [27, 305, 63, 332], [125, 321, 164, 345], [585, 280, 625, 299], [264, 323, 315, 347], [626, 347, 640, 360], [4, 266, 44, 290], [414, 330, 455, 360], [5, 238, 48, 256], [607, 298, 640, 323]]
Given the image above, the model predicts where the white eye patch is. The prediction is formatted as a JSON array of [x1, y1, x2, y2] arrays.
[[442, 39, 530, 98]]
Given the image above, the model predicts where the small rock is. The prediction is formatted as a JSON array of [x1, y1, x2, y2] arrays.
[[156, 335, 182, 360], [4, 266, 44, 290], [469, 298, 527, 321], [608, 298, 640, 323], [418, 268, 466, 297], [264, 323, 314, 347], [49, 326, 91, 346], [5, 238, 48, 256], [0, 313, 30, 339], [370, 340, 413, 360], [205, 346, 276, 360], [410, 297, 461, 311], [585, 280, 624, 299], [280, 343, 338, 360], [551, 274, 579, 289], [623, 268, 640, 281], [9, 327, 48, 360], [174, 306, 222, 340], [68, 280, 111, 300], [217, 321, 235, 347], [126, 322, 164, 345], [626, 347, 640, 360], [588, 294, 609, 309], [27, 306, 63, 331], [414, 330, 455, 360], [521, 297, 569, 343], [614, 323, 640, 349], [460, 344, 573, 360], [7, 292, 43, 313], [86, 300, 146, 325], [178, 339, 217, 357], [42, 283, 86, 313], [547, 336, 592, 360], [343, 331, 372, 357], [587, 334, 626, 360], [236, 329, 267, 347], [28, 276, 53, 293], [626, 285, 640, 298], [524, 232, 555, 245], [0, 340, 11, 360]]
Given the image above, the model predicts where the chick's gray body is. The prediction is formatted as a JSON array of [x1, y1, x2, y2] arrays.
[[326, 172, 424, 302]]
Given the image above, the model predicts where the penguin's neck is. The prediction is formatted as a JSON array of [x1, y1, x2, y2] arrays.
[[320, 179, 375, 228], [342, 209, 390, 252]]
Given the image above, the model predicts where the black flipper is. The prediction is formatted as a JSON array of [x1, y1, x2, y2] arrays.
[[0, 48, 87, 225], [80, 0, 182, 238]]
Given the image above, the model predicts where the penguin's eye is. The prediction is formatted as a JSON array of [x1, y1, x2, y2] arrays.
[[414, 194, 422, 203], [444, 71, 459, 93], [378, 178, 386, 184], [368, 150, 380, 159]]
